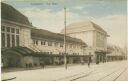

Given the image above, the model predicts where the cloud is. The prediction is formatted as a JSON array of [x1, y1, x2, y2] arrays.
[[73, 6, 84, 10], [20, 7, 84, 33]]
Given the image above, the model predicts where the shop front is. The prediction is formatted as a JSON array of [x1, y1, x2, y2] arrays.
[[95, 51, 107, 64]]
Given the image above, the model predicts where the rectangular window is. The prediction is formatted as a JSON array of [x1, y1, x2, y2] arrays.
[[11, 28, 15, 33], [12, 35, 15, 47], [16, 35, 19, 46], [6, 27, 10, 32], [16, 29, 19, 34], [36, 41, 38, 45], [1, 33, 5, 47], [7, 34, 10, 47], [33, 40, 38, 45], [1, 26, 5, 31], [48, 42, 52, 46], [41, 41, 45, 45], [35, 40, 38, 45]]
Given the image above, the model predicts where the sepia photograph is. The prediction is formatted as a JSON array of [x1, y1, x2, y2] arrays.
[[1, 0, 128, 81]]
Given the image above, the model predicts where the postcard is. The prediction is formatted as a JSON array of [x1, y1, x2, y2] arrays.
[[1, 0, 127, 81]]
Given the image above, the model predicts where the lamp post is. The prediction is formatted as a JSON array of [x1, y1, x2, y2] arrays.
[[125, 22, 127, 60], [64, 7, 67, 69]]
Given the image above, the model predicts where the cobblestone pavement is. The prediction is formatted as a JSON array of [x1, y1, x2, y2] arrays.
[[2, 61, 128, 81]]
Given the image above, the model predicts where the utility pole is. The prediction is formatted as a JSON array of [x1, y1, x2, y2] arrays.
[[126, 21, 128, 60], [64, 7, 67, 69], [124, 20, 127, 60]]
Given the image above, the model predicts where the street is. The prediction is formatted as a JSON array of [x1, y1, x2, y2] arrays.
[[2, 61, 128, 81]]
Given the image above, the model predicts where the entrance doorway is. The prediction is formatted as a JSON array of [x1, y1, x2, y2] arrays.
[[3, 51, 22, 67]]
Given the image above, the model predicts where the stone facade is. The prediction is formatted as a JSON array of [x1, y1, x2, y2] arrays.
[[61, 21, 108, 63], [30, 36, 83, 55], [1, 20, 88, 68]]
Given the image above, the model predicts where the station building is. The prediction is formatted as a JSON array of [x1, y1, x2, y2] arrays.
[[106, 45, 126, 61], [1, 3, 88, 68], [61, 21, 109, 63]]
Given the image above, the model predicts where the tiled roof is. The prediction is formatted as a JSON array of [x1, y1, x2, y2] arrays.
[[90, 21, 107, 34], [1, 2, 32, 26], [31, 28, 87, 45], [61, 21, 107, 34]]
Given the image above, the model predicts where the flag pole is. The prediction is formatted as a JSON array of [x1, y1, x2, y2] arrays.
[[64, 7, 67, 69]]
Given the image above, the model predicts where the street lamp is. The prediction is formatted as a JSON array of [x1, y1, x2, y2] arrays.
[[64, 7, 67, 69]]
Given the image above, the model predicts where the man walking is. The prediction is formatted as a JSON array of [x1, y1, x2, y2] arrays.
[[41, 61, 45, 69], [88, 56, 92, 68]]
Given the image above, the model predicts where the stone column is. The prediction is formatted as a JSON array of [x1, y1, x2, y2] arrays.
[[69, 57, 73, 64], [5, 28, 7, 47]]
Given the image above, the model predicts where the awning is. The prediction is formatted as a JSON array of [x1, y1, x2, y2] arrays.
[[2, 47, 93, 57]]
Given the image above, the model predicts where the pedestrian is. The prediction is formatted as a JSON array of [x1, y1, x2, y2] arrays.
[[26, 63, 28, 68], [41, 61, 45, 69], [96, 60, 99, 64], [88, 56, 92, 68]]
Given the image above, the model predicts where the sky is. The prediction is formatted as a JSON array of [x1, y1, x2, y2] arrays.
[[2, 0, 128, 48]]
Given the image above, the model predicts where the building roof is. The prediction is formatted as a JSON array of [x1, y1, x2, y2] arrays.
[[1, 47, 54, 56], [2, 47, 35, 56], [61, 21, 107, 35], [31, 28, 87, 45], [1, 2, 32, 26]]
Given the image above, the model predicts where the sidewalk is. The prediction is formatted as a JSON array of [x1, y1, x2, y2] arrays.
[[2, 63, 95, 81], [2, 63, 85, 73], [2, 61, 128, 81]]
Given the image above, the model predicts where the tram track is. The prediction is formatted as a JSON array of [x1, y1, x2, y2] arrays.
[[70, 71, 94, 81], [69, 64, 123, 81], [70, 69, 117, 81], [53, 64, 108, 81], [96, 68, 124, 81], [96, 67, 128, 81], [53, 70, 95, 81], [112, 67, 127, 81], [53, 62, 127, 81]]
